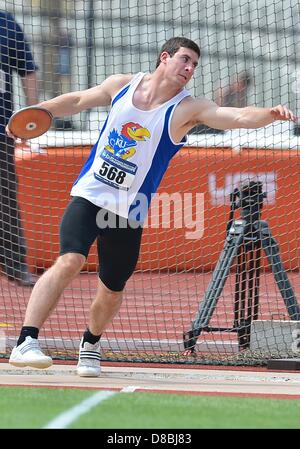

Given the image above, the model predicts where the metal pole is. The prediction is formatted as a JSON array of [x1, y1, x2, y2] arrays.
[[86, 0, 95, 90], [84, 0, 95, 130]]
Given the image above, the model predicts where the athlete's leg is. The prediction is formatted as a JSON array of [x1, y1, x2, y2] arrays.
[[77, 215, 143, 377], [88, 216, 143, 336], [10, 197, 101, 369], [88, 278, 123, 336], [16, 197, 100, 338], [23, 197, 101, 329], [23, 252, 86, 328]]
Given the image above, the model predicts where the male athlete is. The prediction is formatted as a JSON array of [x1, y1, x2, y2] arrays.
[[7, 37, 296, 376]]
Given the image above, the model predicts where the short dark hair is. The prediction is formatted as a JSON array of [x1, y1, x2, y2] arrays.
[[156, 37, 201, 68]]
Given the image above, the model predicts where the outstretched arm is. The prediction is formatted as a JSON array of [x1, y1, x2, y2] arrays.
[[190, 98, 297, 130], [6, 73, 133, 139], [5, 75, 132, 139], [37, 74, 133, 118]]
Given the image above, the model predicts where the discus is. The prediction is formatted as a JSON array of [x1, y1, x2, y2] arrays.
[[8, 106, 53, 140]]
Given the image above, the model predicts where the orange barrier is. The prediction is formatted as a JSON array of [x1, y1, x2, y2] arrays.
[[15, 145, 300, 271]]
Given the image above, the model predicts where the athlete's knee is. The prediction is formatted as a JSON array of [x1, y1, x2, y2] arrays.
[[98, 275, 126, 295], [99, 262, 136, 292], [55, 252, 86, 275]]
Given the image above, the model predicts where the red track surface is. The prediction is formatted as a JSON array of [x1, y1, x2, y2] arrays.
[[1, 271, 299, 347]]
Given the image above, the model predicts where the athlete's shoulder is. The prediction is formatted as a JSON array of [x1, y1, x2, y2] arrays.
[[172, 95, 216, 133], [106, 73, 135, 89], [101, 73, 135, 99]]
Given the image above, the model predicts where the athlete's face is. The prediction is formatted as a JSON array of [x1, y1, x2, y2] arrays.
[[161, 47, 199, 86]]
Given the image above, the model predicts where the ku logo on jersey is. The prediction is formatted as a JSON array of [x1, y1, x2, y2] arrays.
[[105, 122, 151, 160]]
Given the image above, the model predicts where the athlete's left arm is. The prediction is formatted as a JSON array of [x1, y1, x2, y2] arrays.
[[188, 97, 296, 130], [36, 74, 133, 118]]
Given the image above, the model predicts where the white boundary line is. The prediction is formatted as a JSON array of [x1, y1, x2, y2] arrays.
[[43, 390, 116, 429], [43, 386, 139, 429]]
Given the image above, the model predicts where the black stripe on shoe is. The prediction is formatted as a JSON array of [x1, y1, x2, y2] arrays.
[[80, 352, 101, 360]]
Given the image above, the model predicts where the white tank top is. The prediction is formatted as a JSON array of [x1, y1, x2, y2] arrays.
[[71, 72, 190, 220]]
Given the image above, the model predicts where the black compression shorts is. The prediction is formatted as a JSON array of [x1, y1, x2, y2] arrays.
[[60, 196, 143, 292]]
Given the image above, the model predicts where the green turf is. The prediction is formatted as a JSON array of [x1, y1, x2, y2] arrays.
[[72, 392, 300, 429], [0, 387, 91, 428], [1, 387, 299, 429]]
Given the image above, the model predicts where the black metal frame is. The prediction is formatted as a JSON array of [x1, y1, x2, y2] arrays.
[[183, 182, 300, 352]]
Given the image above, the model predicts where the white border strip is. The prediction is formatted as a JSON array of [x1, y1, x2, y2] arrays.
[[43, 390, 116, 429]]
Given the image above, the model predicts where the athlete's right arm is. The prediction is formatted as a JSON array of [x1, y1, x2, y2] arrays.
[[37, 74, 133, 118]]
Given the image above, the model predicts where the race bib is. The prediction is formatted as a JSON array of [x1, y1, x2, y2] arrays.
[[94, 149, 137, 191]]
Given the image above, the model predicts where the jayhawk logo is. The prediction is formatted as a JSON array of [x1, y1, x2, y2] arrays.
[[105, 122, 151, 160]]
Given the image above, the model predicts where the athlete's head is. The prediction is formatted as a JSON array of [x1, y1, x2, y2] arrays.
[[155, 37, 200, 68]]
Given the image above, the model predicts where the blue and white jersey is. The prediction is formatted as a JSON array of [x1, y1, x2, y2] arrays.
[[71, 72, 190, 219]]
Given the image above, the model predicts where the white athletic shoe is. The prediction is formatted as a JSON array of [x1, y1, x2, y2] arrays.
[[9, 336, 53, 369], [76, 338, 101, 377]]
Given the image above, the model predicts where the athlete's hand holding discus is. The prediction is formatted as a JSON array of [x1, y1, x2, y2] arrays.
[[6, 106, 53, 141]]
